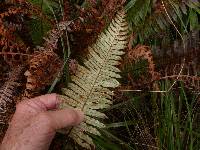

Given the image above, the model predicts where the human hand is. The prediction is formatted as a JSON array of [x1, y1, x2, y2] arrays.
[[0, 94, 84, 150]]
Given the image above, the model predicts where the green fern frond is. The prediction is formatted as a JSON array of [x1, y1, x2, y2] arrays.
[[59, 10, 129, 149], [188, 1, 200, 14], [126, 0, 151, 27], [126, 0, 198, 43]]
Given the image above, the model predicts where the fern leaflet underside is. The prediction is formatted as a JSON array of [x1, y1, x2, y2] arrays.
[[60, 10, 129, 149]]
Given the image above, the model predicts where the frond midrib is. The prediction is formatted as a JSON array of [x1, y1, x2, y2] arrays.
[[81, 29, 121, 110]]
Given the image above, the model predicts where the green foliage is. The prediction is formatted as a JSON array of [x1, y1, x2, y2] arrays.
[[99, 81, 200, 149], [125, 0, 200, 44], [189, 8, 200, 30], [122, 59, 149, 81], [126, 0, 151, 27], [155, 81, 200, 149], [28, 0, 58, 15], [188, 1, 200, 14], [27, 0, 58, 46], [28, 18, 51, 45]]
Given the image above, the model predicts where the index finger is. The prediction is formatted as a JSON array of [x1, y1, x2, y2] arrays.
[[32, 94, 60, 110], [17, 94, 61, 114]]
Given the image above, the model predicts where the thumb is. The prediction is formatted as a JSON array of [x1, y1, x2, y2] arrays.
[[43, 108, 84, 130]]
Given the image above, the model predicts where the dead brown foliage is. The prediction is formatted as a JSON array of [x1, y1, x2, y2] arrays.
[[24, 50, 62, 98], [63, 0, 127, 58], [0, 5, 30, 66], [0, 66, 25, 142], [128, 45, 160, 81]]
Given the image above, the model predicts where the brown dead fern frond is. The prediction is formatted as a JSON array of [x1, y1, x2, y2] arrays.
[[0, 41, 31, 66], [128, 45, 160, 81], [0, 59, 9, 86], [24, 50, 63, 98], [6, 0, 53, 24], [101, 0, 126, 19], [0, 66, 25, 141], [0, 0, 53, 67], [0, 7, 25, 39], [42, 22, 70, 52], [0, 5, 31, 66], [23, 21, 72, 98], [66, 0, 127, 57]]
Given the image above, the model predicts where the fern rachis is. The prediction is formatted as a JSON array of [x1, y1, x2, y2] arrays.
[[60, 10, 129, 149]]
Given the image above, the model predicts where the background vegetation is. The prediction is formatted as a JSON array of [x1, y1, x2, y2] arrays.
[[0, 0, 200, 149]]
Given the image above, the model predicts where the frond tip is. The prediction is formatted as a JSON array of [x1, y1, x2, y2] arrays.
[[60, 10, 129, 149]]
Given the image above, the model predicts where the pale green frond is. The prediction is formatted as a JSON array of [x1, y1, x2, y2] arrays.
[[59, 10, 129, 149]]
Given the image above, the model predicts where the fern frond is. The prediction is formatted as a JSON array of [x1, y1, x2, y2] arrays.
[[126, 0, 151, 26], [60, 10, 129, 149], [24, 50, 62, 98], [23, 21, 71, 98], [0, 66, 24, 114], [0, 42, 31, 66], [126, 0, 198, 43], [0, 5, 31, 66], [0, 66, 25, 140], [128, 45, 160, 81]]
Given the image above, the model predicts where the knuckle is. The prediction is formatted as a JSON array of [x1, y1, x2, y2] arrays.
[[37, 112, 51, 123], [37, 112, 55, 127], [36, 113, 57, 131], [34, 113, 54, 132], [15, 102, 27, 112]]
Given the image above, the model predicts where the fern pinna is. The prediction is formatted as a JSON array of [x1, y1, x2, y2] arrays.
[[60, 10, 129, 149], [0, 66, 25, 140]]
